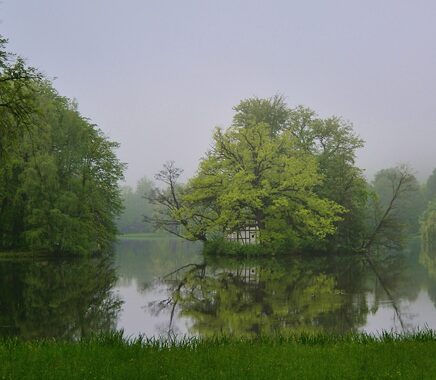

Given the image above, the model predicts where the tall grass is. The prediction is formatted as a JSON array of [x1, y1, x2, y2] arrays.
[[1, 331, 436, 379]]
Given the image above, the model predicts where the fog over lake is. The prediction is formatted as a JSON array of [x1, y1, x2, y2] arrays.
[[2, 1, 435, 184]]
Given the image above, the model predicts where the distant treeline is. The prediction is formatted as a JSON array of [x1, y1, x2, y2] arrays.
[[116, 178, 154, 234], [0, 36, 124, 254]]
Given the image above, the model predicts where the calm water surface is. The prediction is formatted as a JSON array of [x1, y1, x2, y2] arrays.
[[2, 237, 436, 339]]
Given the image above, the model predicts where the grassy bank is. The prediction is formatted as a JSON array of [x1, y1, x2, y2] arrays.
[[1, 333, 436, 379]]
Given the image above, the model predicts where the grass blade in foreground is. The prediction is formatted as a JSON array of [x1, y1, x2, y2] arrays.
[[1, 332, 436, 379]]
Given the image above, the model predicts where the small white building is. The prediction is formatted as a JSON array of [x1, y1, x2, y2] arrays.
[[226, 224, 259, 245]]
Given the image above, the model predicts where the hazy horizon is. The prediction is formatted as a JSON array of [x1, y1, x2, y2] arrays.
[[2, 1, 435, 185]]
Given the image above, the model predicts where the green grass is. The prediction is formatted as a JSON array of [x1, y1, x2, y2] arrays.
[[2, 332, 436, 379], [117, 232, 180, 240]]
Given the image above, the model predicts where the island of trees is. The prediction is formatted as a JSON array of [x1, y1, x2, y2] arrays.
[[139, 97, 435, 255]]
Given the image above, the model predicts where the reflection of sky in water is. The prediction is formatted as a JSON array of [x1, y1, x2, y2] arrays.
[[362, 290, 436, 334], [115, 277, 194, 339]]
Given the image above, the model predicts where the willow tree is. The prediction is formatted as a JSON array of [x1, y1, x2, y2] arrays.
[[0, 36, 125, 254], [15, 85, 125, 254], [0, 36, 41, 157], [0, 36, 42, 248]]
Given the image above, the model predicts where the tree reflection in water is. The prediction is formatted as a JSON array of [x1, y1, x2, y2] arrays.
[[0, 254, 122, 339], [420, 228, 436, 307], [149, 253, 421, 338], [146, 254, 366, 337]]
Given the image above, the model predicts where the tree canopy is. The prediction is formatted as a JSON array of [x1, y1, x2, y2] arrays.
[[0, 36, 41, 158], [149, 97, 370, 252], [0, 37, 125, 254]]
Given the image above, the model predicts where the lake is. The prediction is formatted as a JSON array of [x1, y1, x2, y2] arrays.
[[1, 237, 436, 339]]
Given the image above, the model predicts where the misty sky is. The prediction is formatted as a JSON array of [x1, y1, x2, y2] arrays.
[[2, 1, 435, 185]]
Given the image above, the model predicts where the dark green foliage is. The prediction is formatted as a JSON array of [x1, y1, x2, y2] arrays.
[[286, 106, 368, 251], [0, 37, 125, 254], [0, 37, 41, 159], [1, 332, 436, 379]]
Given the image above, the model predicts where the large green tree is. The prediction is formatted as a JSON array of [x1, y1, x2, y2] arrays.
[[186, 119, 343, 248], [150, 97, 359, 251], [0, 36, 42, 248], [0, 37, 125, 254]]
